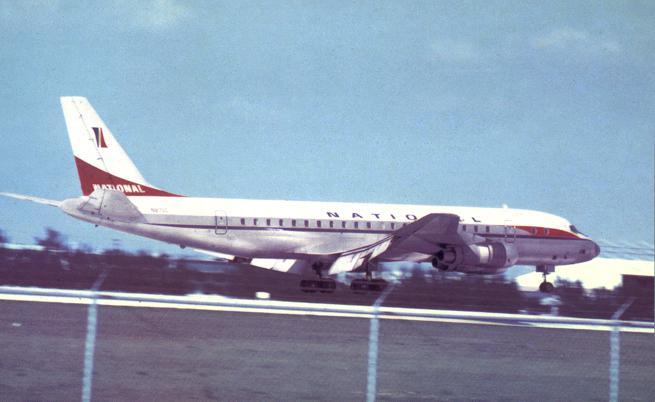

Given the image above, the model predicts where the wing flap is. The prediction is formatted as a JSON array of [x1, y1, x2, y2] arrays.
[[328, 238, 393, 275], [250, 258, 310, 274]]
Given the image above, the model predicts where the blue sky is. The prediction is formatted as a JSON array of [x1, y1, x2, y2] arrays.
[[0, 0, 653, 254]]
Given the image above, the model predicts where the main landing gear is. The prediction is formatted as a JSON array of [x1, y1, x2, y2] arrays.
[[300, 262, 336, 293], [300, 278, 336, 293], [351, 277, 388, 293], [537, 265, 555, 293], [350, 266, 387, 293]]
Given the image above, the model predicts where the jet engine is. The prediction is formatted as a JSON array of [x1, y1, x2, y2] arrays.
[[432, 243, 518, 274]]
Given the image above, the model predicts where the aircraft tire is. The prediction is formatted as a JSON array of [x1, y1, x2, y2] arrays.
[[539, 281, 555, 293]]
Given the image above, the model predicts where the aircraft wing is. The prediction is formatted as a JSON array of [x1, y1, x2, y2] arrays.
[[328, 213, 480, 275], [388, 212, 478, 253], [0, 192, 61, 207], [191, 213, 477, 276]]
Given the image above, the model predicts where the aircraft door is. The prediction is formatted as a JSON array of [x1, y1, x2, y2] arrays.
[[504, 220, 516, 243], [215, 211, 227, 234]]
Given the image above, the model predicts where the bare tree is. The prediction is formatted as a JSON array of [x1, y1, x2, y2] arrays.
[[35, 227, 68, 251]]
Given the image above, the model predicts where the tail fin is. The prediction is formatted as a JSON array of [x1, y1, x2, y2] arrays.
[[60, 97, 179, 197]]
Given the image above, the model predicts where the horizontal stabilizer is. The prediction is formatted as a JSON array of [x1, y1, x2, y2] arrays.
[[0, 192, 61, 207], [77, 189, 145, 223]]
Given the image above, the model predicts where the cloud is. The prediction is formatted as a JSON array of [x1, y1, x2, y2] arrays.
[[428, 39, 483, 64], [532, 28, 621, 56], [124, 0, 193, 32]]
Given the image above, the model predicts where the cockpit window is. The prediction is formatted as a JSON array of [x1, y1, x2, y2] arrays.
[[570, 225, 588, 236]]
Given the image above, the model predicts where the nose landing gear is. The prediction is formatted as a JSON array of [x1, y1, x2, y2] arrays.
[[536, 265, 555, 293], [538, 278, 555, 293]]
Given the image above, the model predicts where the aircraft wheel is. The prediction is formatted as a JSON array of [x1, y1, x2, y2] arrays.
[[300, 279, 317, 293], [539, 281, 555, 293], [301, 278, 335, 293], [319, 278, 336, 293], [350, 278, 387, 293], [370, 278, 388, 292], [350, 279, 368, 293]]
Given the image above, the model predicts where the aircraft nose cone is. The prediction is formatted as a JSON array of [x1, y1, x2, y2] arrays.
[[592, 242, 601, 258]]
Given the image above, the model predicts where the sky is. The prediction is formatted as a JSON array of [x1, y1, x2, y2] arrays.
[[0, 0, 653, 255]]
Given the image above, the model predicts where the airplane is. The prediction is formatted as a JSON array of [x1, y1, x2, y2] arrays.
[[1, 97, 600, 293]]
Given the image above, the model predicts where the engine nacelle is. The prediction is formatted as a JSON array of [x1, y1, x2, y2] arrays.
[[432, 243, 518, 274]]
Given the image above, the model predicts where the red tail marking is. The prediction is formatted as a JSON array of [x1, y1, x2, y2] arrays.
[[74, 157, 182, 197], [99, 127, 108, 148]]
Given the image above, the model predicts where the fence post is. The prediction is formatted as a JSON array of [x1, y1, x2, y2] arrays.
[[366, 285, 394, 402], [81, 271, 108, 402], [609, 298, 635, 402]]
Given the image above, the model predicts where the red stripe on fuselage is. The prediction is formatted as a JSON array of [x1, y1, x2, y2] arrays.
[[514, 225, 579, 239], [73, 157, 182, 197]]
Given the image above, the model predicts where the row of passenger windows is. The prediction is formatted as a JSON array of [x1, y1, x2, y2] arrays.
[[461, 225, 492, 233], [234, 218, 404, 230], [226, 220, 548, 235], [461, 225, 548, 235]]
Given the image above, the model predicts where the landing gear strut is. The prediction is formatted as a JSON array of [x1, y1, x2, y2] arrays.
[[536, 265, 555, 293], [350, 263, 387, 293], [300, 262, 336, 293]]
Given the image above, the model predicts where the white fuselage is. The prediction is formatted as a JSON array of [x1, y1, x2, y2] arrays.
[[61, 195, 599, 271]]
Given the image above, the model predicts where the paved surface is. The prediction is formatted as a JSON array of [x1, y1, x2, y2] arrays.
[[0, 302, 86, 401], [377, 320, 653, 401], [0, 300, 653, 401]]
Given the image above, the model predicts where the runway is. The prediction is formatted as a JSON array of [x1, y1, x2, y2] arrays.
[[0, 287, 653, 401]]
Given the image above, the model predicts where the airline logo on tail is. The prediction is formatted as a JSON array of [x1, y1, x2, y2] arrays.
[[92, 183, 146, 193], [92, 127, 108, 148], [61, 97, 182, 197]]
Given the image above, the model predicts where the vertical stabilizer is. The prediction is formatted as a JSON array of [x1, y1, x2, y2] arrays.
[[60, 97, 179, 197]]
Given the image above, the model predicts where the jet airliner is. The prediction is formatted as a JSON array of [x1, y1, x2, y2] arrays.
[[1, 97, 600, 293]]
